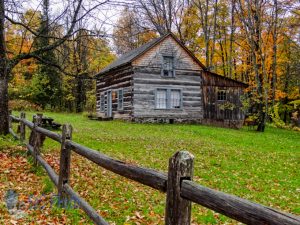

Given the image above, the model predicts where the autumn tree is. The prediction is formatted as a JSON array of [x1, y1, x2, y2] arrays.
[[0, 0, 108, 135], [113, 7, 157, 55], [31, 0, 62, 109]]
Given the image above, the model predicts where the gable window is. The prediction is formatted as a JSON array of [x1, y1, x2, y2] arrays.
[[217, 90, 227, 101], [118, 89, 123, 110], [156, 88, 181, 109], [162, 56, 175, 77], [100, 94, 105, 112]]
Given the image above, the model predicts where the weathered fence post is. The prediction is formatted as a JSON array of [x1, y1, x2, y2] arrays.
[[33, 114, 43, 166], [8, 110, 12, 129], [165, 151, 194, 225], [20, 112, 26, 142], [58, 124, 73, 207]]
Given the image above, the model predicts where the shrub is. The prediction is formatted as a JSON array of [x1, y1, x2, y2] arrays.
[[9, 99, 42, 111]]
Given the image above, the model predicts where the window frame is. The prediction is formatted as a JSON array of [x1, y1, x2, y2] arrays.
[[117, 89, 123, 110], [155, 88, 182, 109], [217, 89, 227, 101], [161, 55, 176, 78], [100, 94, 105, 112]]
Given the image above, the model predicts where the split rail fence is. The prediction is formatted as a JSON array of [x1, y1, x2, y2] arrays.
[[8, 112, 300, 225]]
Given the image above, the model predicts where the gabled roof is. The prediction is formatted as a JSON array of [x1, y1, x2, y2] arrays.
[[95, 32, 247, 87], [95, 33, 206, 77]]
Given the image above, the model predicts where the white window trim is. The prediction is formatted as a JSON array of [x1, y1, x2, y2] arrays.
[[155, 88, 182, 110]]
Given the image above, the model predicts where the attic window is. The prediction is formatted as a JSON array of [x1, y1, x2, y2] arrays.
[[217, 90, 227, 101], [162, 56, 175, 77]]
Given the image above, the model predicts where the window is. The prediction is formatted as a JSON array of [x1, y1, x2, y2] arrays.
[[217, 90, 227, 101], [156, 89, 167, 109], [100, 94, 105, 112], [156, 89, 181, 109], [162, 56, 175, 77], [170, 90, 181, 109], [118, 89, 123, 110]]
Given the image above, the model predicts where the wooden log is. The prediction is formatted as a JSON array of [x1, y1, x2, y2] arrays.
[[9, 128, 19, 140], [165, 151, 194, 225], [33, 114, 43, 166], [64, 184, 109, 225], [20, 112, 26, 142], [10, 115, 21, 122], [36, 126, 62, 143], [67, 141, 167, 192], [26, 143, 59, 186], [8, 111, 12, 129], [181, 180, 300, 225], [26, 142, 108, 225], [58, 124, 72, 207]]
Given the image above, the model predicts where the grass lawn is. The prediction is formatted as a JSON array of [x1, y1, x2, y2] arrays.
[[5, 111, 300, 224]]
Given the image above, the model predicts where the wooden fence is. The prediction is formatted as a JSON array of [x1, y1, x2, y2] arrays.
[[8, 113, 300, 225]]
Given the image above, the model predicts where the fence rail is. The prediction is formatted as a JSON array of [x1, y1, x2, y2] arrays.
[[9, 113, 300, 225]]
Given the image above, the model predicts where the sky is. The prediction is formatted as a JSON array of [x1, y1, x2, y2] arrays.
[[21, 0, 132, 37]]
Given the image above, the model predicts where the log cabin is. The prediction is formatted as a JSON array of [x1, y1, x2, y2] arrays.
[[95, 33, 247, 128]]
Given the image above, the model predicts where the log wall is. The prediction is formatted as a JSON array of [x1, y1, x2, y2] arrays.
[[132, 67, 203, 123], [96, 65, 134, 120]]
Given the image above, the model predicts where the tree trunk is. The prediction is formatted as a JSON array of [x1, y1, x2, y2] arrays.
[[0, 76, 9, 135], [228, 0, 235, 78], [271, 0, 278, 106], [0, 0, 9, 135]]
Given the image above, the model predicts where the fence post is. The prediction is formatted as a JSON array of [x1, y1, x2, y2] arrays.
[[20, 112, 26, 142], [58, 124, 72, 207], [8, 110, 12, 129], [165, 151, 194, 225], [33, 114, 43, 166]]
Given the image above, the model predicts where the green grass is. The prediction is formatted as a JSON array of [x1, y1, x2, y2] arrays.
[[9, 111, 300, 224]]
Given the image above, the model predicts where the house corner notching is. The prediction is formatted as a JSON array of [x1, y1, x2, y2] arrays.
[[95, 33, 247, 128]]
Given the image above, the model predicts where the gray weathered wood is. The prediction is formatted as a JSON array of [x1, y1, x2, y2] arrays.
[[9, 115, 20, 122], [33, 114, 43, 166], [26, 143, 59, 186], [181, 180, 300, 225], [26, 142, 108, 225], [165, 151, 194, 225], [58, 124, 73, 207], [9, 128, 19, 140], [20, 112, 26, 141]]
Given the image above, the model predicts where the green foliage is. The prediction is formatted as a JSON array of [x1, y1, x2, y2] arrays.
[[288, 99, 300, 109], [219, 101, 236, 110], [30, 2, 62, 109], [29, 70, 62, 109], [42, 177, 54, 194], [269, 103, 286, 128]]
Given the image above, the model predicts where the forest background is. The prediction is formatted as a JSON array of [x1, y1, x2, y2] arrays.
[[2, 0, 300, 132]]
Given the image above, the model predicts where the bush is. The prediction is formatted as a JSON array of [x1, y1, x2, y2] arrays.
[[9, 99, 42, 111]]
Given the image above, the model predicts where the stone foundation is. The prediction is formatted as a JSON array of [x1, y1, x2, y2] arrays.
[[131, 117, 202, 124]]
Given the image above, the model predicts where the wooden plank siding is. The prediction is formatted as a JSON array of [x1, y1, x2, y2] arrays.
[[132, 36, 202, 71], [132, 67, 203, 123], [96, 65, 134, 119], [201, 71, 246, 128]]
